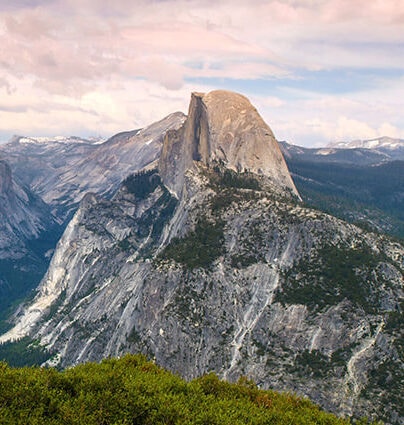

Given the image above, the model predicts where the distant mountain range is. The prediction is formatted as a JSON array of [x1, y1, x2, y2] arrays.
[[280, 138, 404, 239], [2, 114, 185, 222], [0, 91, 402, 424], [329, 136, 404, 155]]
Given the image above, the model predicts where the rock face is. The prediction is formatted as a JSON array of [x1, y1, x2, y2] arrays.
[[0, 113, 185, 222], [0, 161, 12, 194], [0, 159, 61, 317], [160, 91, 299, 198], [0, 159, 59, 260], [1, 91, 403, 424]]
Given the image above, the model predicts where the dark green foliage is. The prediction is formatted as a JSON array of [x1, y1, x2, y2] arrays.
[[361, 307, 404, 420], [136, 188, 178, 241], [364, 359, 404, 419], [0, 225, 64, 333], [84, 170, 178, 258], [0, 225, 63, 332], [25, 225, 64, 259], [207, 169, 263, 215], [0, 354, 375, 424], [123, 169, 162, 200], [211, 166, 261, 191], [291, 350, 334, 378], [0, 337, 52, 367], [127, 326, 142, 344], [121, 169, 178, 256], [276, 244, 388, 313], [287, 159, 404, 239], [0, 258, 47, 329], [231, 253, 260, 268], [160, 217, 225, 269]]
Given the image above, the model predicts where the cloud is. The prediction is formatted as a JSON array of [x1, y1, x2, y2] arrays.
[[0, 0, 403, 144]]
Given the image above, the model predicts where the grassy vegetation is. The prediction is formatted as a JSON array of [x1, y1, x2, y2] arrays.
[[0, 354, 379, 425]]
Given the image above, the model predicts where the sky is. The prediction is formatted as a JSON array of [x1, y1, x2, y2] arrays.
[[0, 0, 403, 147]]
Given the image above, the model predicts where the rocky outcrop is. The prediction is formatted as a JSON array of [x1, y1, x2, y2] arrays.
[[0, 160, 12, 194], [159, 91, 299, 198], [1, 91, 402, 423], [0, 113, 186, 222], [0, 159, 59, 260]]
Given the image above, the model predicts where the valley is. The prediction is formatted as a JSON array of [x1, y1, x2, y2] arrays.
[[0, 91, 402, 424]]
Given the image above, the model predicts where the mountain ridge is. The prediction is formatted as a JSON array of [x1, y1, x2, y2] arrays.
[[279, 141, 404, 239], [0, 91, 402, 424], [0, 112, 186, 222], [329, 136, 404, 151], [0, 159, 61, 326]]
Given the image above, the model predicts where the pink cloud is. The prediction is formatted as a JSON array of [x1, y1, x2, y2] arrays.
[[0, 0, 403, 143], [1, 0, 402, 92], [4, 9, 56, 40], [120, 23, 268, 58]]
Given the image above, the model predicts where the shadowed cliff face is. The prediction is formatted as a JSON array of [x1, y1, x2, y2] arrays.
[[159, 90, 299, 198], [0, 161, 12, 195]]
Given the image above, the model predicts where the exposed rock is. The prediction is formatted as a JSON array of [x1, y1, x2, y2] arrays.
[[0, 158, 61, 317], [0, 161, 12, 194], [1, 91, 402, 424], [0, 159, 59, 260], [159, 91, 299, 198], [0, 112, 186, 222]]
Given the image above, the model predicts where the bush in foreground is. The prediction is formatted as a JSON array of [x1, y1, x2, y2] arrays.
[[0, 354, 379, 424]]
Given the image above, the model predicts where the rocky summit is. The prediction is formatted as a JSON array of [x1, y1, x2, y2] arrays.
[[159, 90, 299, 198], [1, 91, 403, 424]]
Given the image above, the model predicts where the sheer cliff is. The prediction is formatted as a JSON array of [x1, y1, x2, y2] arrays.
[[159, 91, 299, 198], [1, 91, 402, 424], [0, 159, 61, 322]]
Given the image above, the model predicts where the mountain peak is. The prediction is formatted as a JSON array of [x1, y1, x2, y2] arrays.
[[159, 90, 299, 198]]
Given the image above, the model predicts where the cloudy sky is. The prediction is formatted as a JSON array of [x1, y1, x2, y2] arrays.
[[0, 0, 403, 146]]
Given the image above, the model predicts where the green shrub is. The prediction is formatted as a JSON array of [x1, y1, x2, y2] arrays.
[[0, 354, 375, 424]]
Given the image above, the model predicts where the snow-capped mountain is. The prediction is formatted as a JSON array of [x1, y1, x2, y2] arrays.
[[279, 140, 404, 239], [328, 137, 404, 160]]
